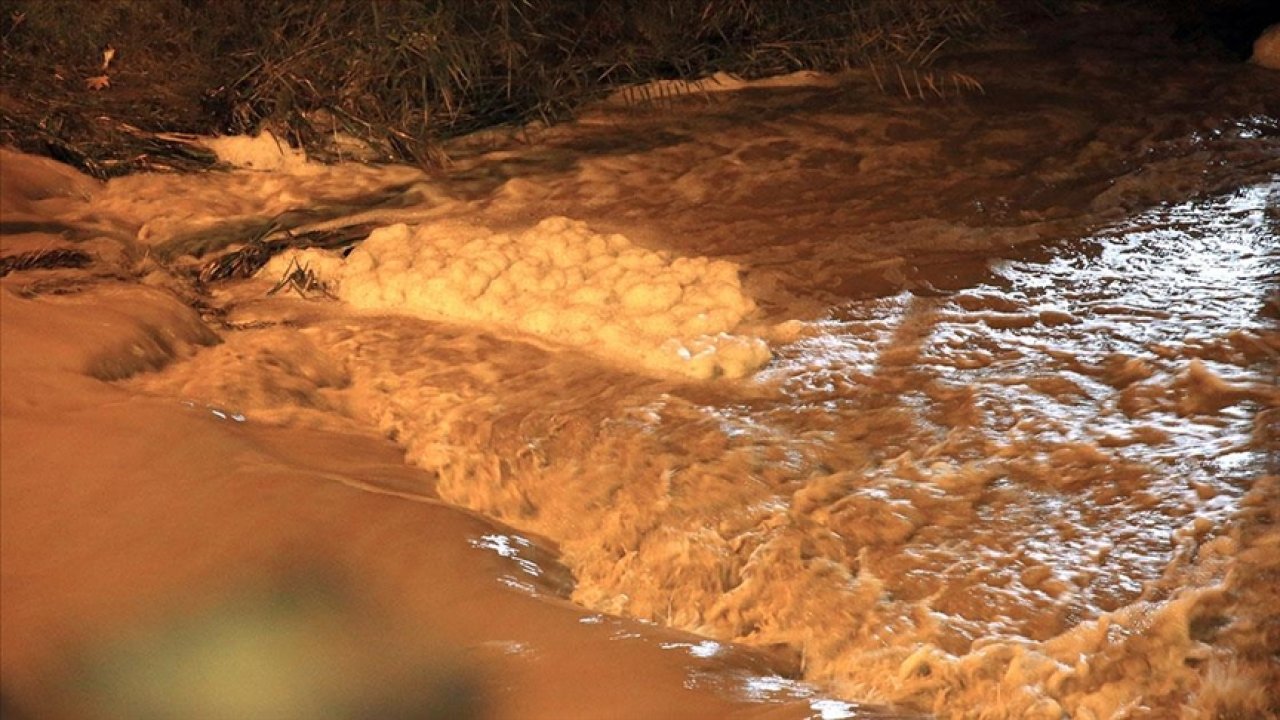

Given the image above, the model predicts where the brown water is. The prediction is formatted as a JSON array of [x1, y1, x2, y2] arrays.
[[145, 187, 1273, 717], [4, 8, 1279, 719]]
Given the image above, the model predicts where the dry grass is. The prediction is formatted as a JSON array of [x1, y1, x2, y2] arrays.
[[1, 0, 1059, 171], [0, 247, 91, 276]]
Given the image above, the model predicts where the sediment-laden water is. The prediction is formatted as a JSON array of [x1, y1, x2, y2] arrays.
[[3, 10, 1278, 719]]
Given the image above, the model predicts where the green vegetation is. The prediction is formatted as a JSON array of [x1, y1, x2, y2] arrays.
[[0, 0, 1054, 174]]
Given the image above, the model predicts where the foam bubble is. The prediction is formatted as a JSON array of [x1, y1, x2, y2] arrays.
[[265, 217, 771, 379]]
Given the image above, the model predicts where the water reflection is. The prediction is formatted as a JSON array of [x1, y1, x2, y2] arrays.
[[723, 184, 1277, 695], [660, 640, 725, 659], [736, 676, 916, 720]]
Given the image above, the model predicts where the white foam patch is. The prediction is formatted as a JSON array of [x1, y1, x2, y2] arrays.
[[200, 132, 309, 172], [266, 217, 771, 379]]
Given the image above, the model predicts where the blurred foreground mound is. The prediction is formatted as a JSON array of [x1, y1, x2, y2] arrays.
[[9, 570, 483, 720]]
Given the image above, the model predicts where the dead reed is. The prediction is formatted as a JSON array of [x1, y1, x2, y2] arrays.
[[1, 0, 1057, 171]]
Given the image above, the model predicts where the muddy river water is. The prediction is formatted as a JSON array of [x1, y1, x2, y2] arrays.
[[2, 10, 1278, 720]]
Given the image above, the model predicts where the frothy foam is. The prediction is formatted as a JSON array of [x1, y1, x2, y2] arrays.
[[266, 217, 772, 379]]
